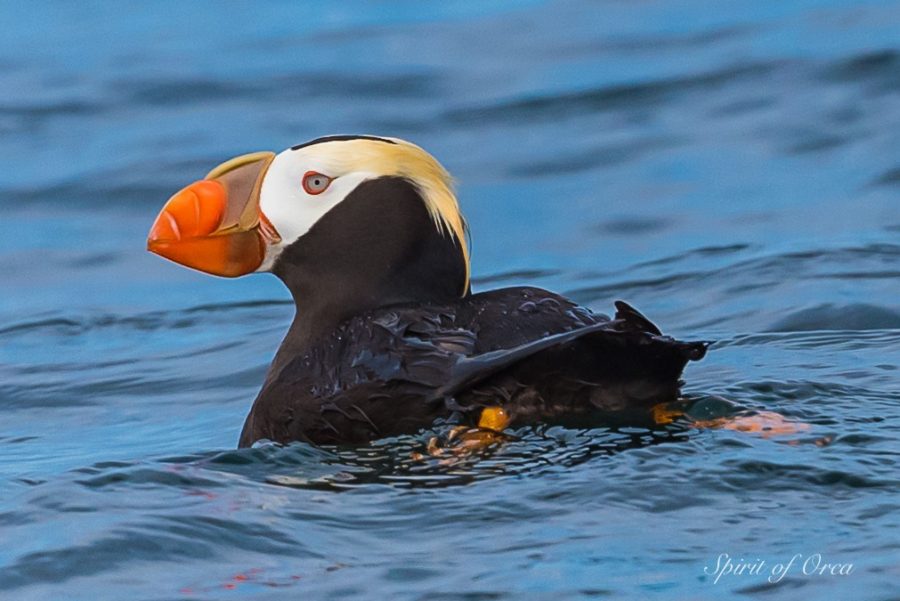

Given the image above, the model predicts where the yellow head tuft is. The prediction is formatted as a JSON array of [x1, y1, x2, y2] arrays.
[[293, 136, 470, 293]]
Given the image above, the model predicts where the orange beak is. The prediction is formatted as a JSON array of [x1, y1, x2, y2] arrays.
[[147, 152, 280, 277]]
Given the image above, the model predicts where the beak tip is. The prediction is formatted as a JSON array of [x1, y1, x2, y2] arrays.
[[148, 153, 273, 277]]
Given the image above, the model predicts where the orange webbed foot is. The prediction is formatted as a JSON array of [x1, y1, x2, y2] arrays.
[[653, 401, 814, 440], [412, 407, 512, 462]]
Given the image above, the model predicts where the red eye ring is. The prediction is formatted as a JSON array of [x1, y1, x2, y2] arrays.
[[302, 171, 332, 195]]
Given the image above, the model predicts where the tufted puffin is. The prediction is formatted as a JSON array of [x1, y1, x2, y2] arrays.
[[148, 135, 707, 447]]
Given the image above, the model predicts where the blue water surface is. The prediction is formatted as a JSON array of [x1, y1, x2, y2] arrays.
[[1, 1, 898, 599]]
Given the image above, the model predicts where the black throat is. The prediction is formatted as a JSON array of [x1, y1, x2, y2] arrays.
[[271, 176, 468, 352]]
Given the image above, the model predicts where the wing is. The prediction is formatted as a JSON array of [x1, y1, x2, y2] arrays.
[[432, 300, 707, 402]]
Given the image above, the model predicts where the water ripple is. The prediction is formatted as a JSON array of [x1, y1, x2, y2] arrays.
[[444, 62, 780, 125]]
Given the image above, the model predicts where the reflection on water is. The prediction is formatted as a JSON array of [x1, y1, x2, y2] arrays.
[[1, 0, 899, 599]]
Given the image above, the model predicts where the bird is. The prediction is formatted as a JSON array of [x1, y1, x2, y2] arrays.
[[147, 135, 708, 447]]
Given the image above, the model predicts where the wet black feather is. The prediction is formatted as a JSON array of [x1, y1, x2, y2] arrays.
[[239, 287, 707, 446]]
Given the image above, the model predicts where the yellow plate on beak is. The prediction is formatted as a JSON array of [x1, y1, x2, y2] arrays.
[[147, 152, 277, 277]]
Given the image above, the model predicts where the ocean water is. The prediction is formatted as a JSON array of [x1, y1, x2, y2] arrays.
[[1, 1, 899, 599]]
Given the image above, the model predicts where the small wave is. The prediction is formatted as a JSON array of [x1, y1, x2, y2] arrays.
[[114, 71, 442, 109], [443, 61, 780, 125], [564, 25, 753, 56], [820, 49, 900, 90], [785, 132, 847, 155], [0, 317, 82, 337], [0, 99, 105, 120], [767, 303, 900, 332], [721, 378, 894, 405], [183, 299, 292, 314], [5, 180, 178, 209], [872, 165, 900, 187], [0, 507, 312, 591], [715, 329, 900, 349], [594, 215, 674, 236], [0, 300, 291, 339], [718, 459, 895, 491], [567, 270, 707, 304], [631, 243, 754, 269], [566, 243, 900, 308], [507, 135, 683, 177]]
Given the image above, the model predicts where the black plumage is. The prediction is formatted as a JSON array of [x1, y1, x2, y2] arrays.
[[237, 176, 706, 447]]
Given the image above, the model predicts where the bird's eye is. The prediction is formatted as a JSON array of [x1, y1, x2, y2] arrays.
[[302, 171, 333, 195]]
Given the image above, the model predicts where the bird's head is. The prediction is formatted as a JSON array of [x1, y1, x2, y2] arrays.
[[148, 136, 470, 331]]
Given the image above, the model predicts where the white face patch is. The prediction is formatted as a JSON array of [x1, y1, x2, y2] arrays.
[[256, 147, 376, 272], [250, 136, 469, 292]]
